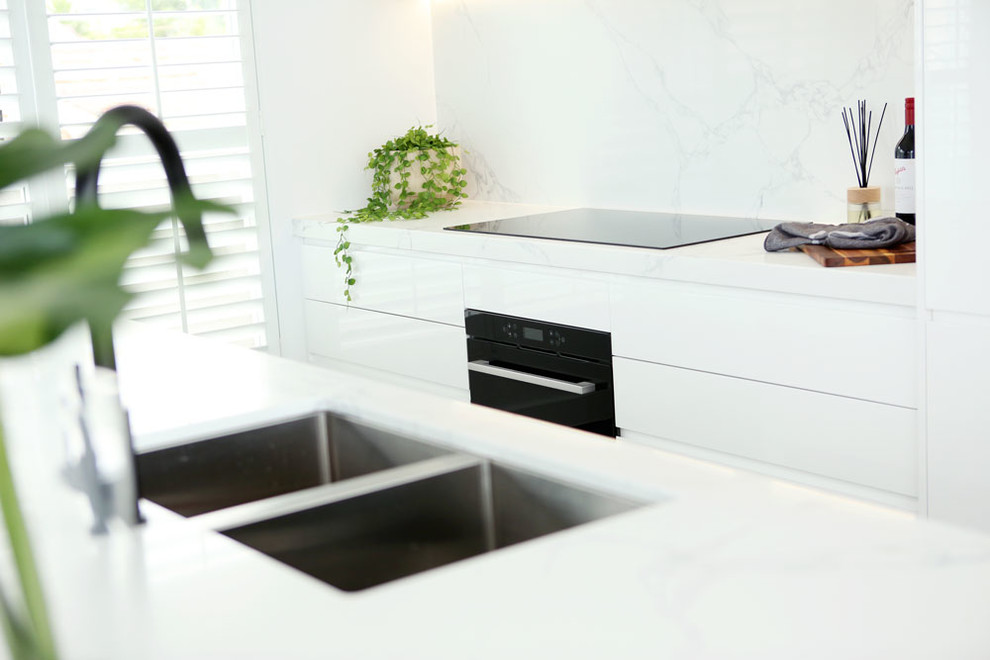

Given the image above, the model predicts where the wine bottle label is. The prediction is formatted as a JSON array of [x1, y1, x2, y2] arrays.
[[894, 158, 916, 214]]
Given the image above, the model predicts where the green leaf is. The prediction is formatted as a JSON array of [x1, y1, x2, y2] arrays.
[[0, 125, 118, 191], [0, 209, 157, 355], [0, 202, 216, 356]]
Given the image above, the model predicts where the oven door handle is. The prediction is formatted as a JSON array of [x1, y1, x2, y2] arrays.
[[467, 360, 596, 395]]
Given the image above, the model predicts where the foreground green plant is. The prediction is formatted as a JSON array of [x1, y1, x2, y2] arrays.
[[0, 110, 224, 660], [335, 125, 468, 301]]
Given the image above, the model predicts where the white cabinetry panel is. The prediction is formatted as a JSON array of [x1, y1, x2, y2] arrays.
[[926, 317, 990, 530], [921, 4, 990, 315], [304, 301, 468, 391], [614, 357, 917, 496], [463, 264, 610, 330], [612, 281, 916, 407], [302, 244, 464, 326], [920, 3, 990, 533]]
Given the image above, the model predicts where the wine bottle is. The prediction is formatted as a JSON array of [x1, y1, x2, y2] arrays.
[[894, 97, 916, 225]]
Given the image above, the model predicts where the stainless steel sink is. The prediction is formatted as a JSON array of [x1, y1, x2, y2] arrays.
[[216, 461, 643, 592], [139, 410, 646, 591], [136, 413, 451, 517]]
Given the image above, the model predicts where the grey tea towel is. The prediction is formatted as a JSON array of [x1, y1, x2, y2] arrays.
[[764, 217, 916, 252]]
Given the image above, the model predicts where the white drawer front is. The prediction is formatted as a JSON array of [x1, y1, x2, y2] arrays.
[[304, 301, 468, 390], [611, 281, 917, 407], [302, 244, 464, 326], [614, 357, 917, 496], [463, 264, 610, 330]]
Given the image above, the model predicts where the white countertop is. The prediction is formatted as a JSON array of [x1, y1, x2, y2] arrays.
[[2, 322, 988, 659], [295, 201, 917, 307]]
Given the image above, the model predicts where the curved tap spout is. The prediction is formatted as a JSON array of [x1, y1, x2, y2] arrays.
[[73, 105, 212, 369]]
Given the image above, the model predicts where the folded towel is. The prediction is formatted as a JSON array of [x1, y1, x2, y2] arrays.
[[763, 217, 916, 252]]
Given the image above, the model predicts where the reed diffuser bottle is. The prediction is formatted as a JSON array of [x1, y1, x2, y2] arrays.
[[847, 186, 880, 223], [842, 100, 887, 223]]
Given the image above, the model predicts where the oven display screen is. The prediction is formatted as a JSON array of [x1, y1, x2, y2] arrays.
[[523, 327, 544, 342]]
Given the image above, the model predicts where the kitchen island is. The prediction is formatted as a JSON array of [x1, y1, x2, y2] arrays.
[[2, 322, 989, 659]]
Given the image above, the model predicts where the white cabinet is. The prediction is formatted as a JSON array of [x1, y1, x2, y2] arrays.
[[611, 278, 918, 504], [304, 301, 468, 395], [920, 4, 990, 317], [299, 232, 919, 506], [463, 263, 610, 330], [612, 280, 917, 407], [919, 3, 990, 531], [925, 317, 990, 529], [300, 244, 468, 397], [614, 357, 917, 497], [301, 245, 464, 326]]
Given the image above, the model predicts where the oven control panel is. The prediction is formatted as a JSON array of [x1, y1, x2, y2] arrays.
[[494, 319, 568, 349], [466, 310, 610, 360], [496, 321, 567, 348]]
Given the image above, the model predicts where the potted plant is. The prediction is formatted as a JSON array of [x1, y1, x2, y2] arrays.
[[0, 107, 223, 659], [335, 125, 468, 301]]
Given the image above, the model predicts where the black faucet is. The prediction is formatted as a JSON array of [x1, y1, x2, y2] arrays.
[[73, 104, 209, 370], [67, 105, 212, 531]]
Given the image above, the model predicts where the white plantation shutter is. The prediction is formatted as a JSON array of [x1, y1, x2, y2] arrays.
[[7, 0, 271, 349], [0, 0, 32, 226]]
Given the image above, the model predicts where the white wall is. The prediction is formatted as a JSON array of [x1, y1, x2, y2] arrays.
[[249, 0, 437, 359], [431, 0, 914, 222]]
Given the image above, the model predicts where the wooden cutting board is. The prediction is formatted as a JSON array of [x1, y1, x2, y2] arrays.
[[798, 241, 916, 267]]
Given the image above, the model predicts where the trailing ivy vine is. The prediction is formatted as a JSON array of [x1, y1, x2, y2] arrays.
[[335, 126, 468, 301]]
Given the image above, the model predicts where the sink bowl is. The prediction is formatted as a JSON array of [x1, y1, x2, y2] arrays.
[[136, 413, 451, 517], [218, 461, 642, 592]]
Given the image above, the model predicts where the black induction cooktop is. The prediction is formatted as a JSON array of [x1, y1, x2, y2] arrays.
[[444, 208, 776, 250]]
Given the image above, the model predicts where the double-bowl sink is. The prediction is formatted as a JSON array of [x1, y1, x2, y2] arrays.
[[136, 413, 645, 592]]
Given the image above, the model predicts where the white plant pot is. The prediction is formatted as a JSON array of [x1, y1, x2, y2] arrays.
[[386, 147, 460, 211]]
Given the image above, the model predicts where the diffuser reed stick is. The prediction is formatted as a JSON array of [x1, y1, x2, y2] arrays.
[[842, 99, 886, 187]]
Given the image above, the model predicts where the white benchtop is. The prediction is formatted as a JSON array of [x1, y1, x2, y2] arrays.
[[295, 201, 917, 307], [2, 323, 988, 659]]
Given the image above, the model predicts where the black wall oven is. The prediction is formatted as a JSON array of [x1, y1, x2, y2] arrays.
[[465, 310, 616, 437]]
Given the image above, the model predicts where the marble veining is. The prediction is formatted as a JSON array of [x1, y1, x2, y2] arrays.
[[431, 0, 914, 223]]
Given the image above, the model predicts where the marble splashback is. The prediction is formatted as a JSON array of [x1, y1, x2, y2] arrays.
[[431, 0, 914, 222]]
